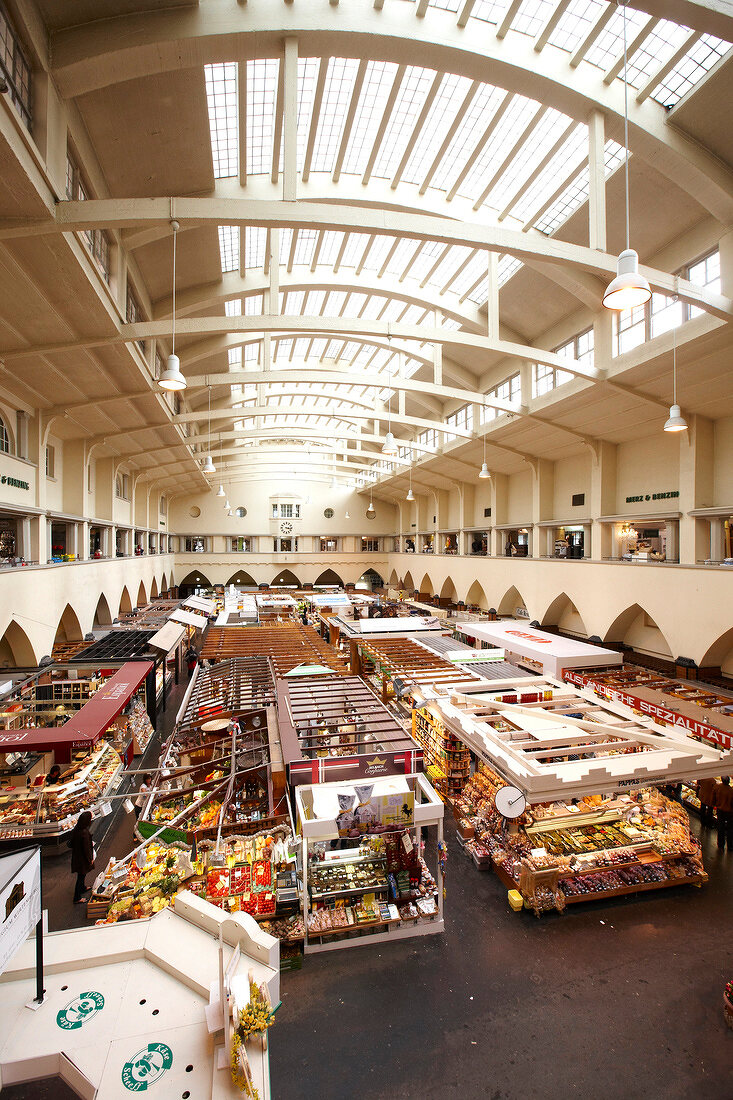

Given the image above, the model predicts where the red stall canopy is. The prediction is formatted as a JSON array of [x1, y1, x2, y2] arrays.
[[0, 662, 152, 761]]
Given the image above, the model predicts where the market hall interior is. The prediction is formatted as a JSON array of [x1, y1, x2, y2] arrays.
[[0, 0, 733, 1096]]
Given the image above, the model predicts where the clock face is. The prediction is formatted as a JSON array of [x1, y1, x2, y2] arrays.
[[494, 785, 527, 819], [280, 521, 293, 535]]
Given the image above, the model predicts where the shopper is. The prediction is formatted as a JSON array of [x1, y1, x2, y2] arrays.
[[186, 645, 198, 677], [46, 763, 62, 785], [696, 776, 717, 828], [134, 774, 151, 820], [69, 810, 95, 904], [713, 776, 733, 850]]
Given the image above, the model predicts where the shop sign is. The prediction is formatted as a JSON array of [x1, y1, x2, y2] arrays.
[[625, 491, 679, 503], [515, 607, 529, 619], [121, 1043, 173, 1092], [137, 821, 188, 845], [563, 671, 733, 751], [56, 991, 105, 1030], [288, 748, 424, 786], [0, 475, 29, 490], [0, 848, 41, 977]]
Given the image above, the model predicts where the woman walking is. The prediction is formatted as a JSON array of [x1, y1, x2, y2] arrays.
[[69, 810, 95, 904]]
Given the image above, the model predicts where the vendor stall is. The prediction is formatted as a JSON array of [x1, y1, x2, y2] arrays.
[[456, 621, 622, 678], [201, 624, 348, 676], [294, 773, 445, 952]]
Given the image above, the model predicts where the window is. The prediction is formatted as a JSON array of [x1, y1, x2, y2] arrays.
[[235, 507, 247, 518], [231, 537, 251, 552], [0, 415, 10, 454], [361, 537, 380, 553], [685, 248, 721, 320], [273, 537, 298, 552], [324, 508, 334, 519], [45, 445, 55, 478], [87, 462, 93, 492], [483, 373, 520, 421], [126, 284, 146, 352], [66, 151, 112, 283], [444, 404, 473, 440], [0, 4, 32, 129], [159, 495, 166, 516], [115, 472, 130, 499], [320, 537, 338, 552], [272, 502, 300, 518], [572, 493, 585, 507], [184, 537, 206, 552]]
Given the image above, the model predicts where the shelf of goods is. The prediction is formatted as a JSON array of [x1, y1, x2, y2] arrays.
[[412, 706, 469, 803], [92, 825, 295, 925], [453, 763, 707, 916], [49, 677, 101, 704], [0, 740, 123, 841], [306, 837, 440, 943]]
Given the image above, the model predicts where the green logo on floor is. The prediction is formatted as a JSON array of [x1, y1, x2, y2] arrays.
[[56, 991, 104, 1030], [121, 1043, 173, 1092]]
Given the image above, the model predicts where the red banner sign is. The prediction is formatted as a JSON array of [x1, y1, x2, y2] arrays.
[[563, 670, 733, 752], [288, 748, 424, 787]]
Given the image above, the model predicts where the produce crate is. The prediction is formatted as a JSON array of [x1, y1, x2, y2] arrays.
[[280, 948, 303, 972]]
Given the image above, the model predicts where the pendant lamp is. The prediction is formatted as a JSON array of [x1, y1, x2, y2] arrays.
[[382, 335, 398, 454], [602, 2, 651, 312], [216, 484, 225, 497], [478, 425, 490, 478], [202, 385, 215, 474], [158, 220, 187, 391], [663, 301, 688, 432], [406, 447, 414, 501]]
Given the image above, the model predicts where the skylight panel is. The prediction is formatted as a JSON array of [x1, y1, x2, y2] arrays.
[[402, 73, 473, 186], [385, 238, 422, 278], [511, 123, 586, 223], [458, 95, 541, 204], [450, 251, 491, 299], [652, 36, 731, 107], [285, 290, 306, 314], [428, 0, 461, 12], [512, 0, 555, 38], [409, 240, 448, 283], [243, 343, 259, 360], [204, 63, 239, 179], [228, 347, 242, 367], [246, 59, 279, 175], [278, 228, 294, 264], [401, 304, 430, 325], [467, 275, 491, 307], [296, 58, 319, 170], [360, 295, 388, 320], [244, 226, 266, 269], [324, 290, 348, 314], [218, 225, 240, 272], [429, 84, 503, 192], [381, 298, 409, 322], [293, 229, 319, 266], [318, 231, 346, 267], [359, 234, 396, 273], [340, 233, 371, 269], [584, 6, 648, 71], [225, 299, 242, 316], [534, 166, 590, 235], [341, 61, 399, 176], [481, 108, 569, 212], [498, 255, 523, 286], [425, 245, 472, 290], [312, 58, 360, 174], [371, 66, 435, 181], [244, 294, 263, 315], [623, 20, 690, 89], [548, 0, 604, 53], [343, 293, 368, 316]]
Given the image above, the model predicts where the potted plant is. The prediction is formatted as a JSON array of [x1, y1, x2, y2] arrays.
[[725, 979, 733, 1030]]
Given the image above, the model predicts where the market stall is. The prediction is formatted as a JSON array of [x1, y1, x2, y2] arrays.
[[200, 624, 349, 676], [456, 621, 623, 677], [354, 635, 478, 701], [294, 773, 445, 952]]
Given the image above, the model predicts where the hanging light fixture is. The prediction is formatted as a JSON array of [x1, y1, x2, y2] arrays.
[[216, 484, 225, 497], [479, 426, 490, 479], [345, 510, 350, 520], [366, 494, 376, 519], [664, 298, 688, 432], [158, 220, 187, 391], [202, 384, 216, 474], [382, 334, 398, 454], [406, 446, 414, 501], [602, 2, 651, 312]]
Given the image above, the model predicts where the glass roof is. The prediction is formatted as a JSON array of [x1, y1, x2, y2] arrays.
[[200, 3, 731, 480]]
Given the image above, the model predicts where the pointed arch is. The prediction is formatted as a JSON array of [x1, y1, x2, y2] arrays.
[[118, 586, 133, 616], [226, 570, 256, 587], [700, 627, 733, 676], [178, 570, 212, 594], [93, 593, 113, 628], [271, 569, 300, 587], [439, 576, 458, 602], [53, 604, 83, 646], [357, 569, 384, 591], [388, 570, 399, 587], [136, 580, 147, 607], [418, 572, 434, 597], [604, 604, 672, 659], [315, 569, 345, 587], [465, 579, 488, 610], [0, 621, 37, 667], [497, 585, 528, 618], [150, 577, 159, 598], [402, 570, 415, 592], [161, 572, 168, 594], [541, 592, 588, 638]]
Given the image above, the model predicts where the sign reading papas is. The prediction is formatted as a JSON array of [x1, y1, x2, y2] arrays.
[[56, 990, 104, 1030], [121, 1043, 173, 1092]]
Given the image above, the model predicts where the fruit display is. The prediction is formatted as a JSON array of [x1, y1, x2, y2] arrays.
[[309, 857, 387, 898], [98, 841, 194, 922]]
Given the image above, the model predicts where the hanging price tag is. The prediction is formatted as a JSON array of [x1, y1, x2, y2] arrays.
[[402, 832, 414, 855]]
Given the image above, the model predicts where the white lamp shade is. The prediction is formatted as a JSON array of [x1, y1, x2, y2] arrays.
[[216, 484, 225, 497], [406, 488, 414, 502], [226, 508, 233, 517], [478, 462, 490, 479], [382, 431, 398, 455], [663, 404, 688, 432], [158, 354, 186, 391], [345, 511, 350, 519], [224, 499, 230, 509], [603, 249, 652, 311], [202, 454, 216, 474], [366, 503, 376, 518]]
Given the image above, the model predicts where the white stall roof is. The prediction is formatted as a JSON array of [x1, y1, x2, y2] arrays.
[[183, 596, 216, 613], [171, 608, 209, 628], [148, 621, 186, 653], [458, 621, 621, 677]]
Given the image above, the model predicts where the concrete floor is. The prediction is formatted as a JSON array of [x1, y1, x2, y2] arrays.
[[6, 673, 732, 1099]]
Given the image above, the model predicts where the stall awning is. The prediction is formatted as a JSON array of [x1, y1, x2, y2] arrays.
[[170, 609, 209, 628], [148, 622, 186, 654], [183, 596, 216, 613], [0, 662, 152, 756]]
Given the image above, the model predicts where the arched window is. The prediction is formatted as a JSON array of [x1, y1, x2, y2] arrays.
[[159, 495, 167, 515], [0, 417, 10, 454]]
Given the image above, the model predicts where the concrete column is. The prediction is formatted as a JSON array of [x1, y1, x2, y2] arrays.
[[587, 110, 607, 251], [79, 521, 90, 560], [678, 415, 714, 565], [590, 442, 617, 560], [710, 518, 722, 561], [531, 460, 553, 559], [19, 517, 31, 560], [282, 37, 298, 201]]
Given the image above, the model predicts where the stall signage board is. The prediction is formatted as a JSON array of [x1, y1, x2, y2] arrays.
[[563, 670, 733, 751], [136, 820, 189, 845], [458, 622, 621, 677], [288, 748, 424, 786], [59, 662, 154, 750], [0, 847, 41, 977]]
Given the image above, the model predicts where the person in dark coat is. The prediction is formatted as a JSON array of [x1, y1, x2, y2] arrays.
[[70, 810, 95, 903], [696, 776, 717, 828], [186, 646, 198, 678], [713, 776, 733, 851]]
